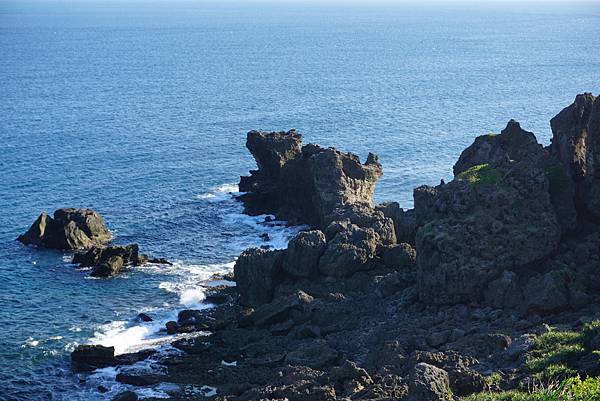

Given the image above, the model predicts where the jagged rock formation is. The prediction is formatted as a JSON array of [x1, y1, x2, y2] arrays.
[[72, 94, 600, 401], [17, 208, 113, 250], [238, 130, 383, 228], [73, 243, 171, 277], [73, 244, 142, 277], [414, 120, 570, 304], [551, 92, 600, 220]]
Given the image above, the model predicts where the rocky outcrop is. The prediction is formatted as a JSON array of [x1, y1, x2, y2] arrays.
[[239, 130, 383, 228], [71, 344, 116, 372], [453, 119, 577, 234], [76, 94, 600, 401], [282, 230, 326, 278], [72, 244, 146, 277], [376, 201, 417, 244], [414, 120, 570, 304], [18, 208, 112, 250], [407, 363, 452, 401], [234, 248, 284, 307], [551, 93, 600, 219]]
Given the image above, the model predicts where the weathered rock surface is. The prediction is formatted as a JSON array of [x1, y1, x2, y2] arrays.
[[18, 208, 112, 250], [282, 230, 326, 278], [415, 121, 563, 304], [239, 130, 383, 227], [376, 201, 417, 244], [111, 391, 138, 401], [81, 94, 600, 401], [70, 344, 116, 372], [73, 243, 148, 277], [407, 363, 452, 401], [551, 93, 600, 219], [234, 248, 284, 307]]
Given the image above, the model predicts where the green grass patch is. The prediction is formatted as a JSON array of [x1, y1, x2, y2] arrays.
[[462, 376, 600, 401], [457, 164, 503, 189], [525, 328, 586, 378]]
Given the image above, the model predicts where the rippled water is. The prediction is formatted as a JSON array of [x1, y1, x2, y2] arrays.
[[1, 1, 599, 399]]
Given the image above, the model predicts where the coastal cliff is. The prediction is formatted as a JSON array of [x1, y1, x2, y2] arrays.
[[79, 94, 600, 400]]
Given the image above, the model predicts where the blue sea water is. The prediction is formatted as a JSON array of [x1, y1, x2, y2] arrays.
[[0, 1, 599, 399]]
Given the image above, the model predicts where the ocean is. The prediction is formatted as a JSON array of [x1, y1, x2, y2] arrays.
[[0, 1, 599, 399]]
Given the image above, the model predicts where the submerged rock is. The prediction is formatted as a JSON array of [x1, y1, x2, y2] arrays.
[[238, 130, 383, 228], [111, 391, 138, 401], [18, 208, 112, 250]]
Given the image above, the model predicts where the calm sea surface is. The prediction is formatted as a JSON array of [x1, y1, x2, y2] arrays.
[[1, 1, 599, 399]]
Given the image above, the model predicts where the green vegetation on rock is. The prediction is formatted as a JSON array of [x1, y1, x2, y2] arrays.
[[462, 376, 600, 401], [457, 164, 503, 189]]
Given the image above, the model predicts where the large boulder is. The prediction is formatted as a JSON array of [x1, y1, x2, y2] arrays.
[[324, 204, 396, 246], [318, 224, 379, 277], [18, 208, 112, 250], [282, 230, 327, 278], [407, 363, 452, 401], [238, 130, 383, 228], [71, 344, 116, 372], [551, 93, 600, 220], [234, 248, 284, 307], [415, 156, 561, 304]]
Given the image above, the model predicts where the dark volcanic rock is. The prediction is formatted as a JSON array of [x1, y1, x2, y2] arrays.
[[415, 122, 564, 304], [111, 391, 138, 401], [18, 208, 112, 250], [551, 93, 600, 219], [318, 223, 379, 277], [382, 243, 416, 269], [376, 201, 417, 244], [249, 290, 314, 326], [137, 313, 153, 322], [115, 373, 164, 386], [453, 119, 543, 176], [407, 363, 452, 401], [453, 119, 577, 234], [239, 130, 383, 227], [73, 244, 145, 277], [285, 340, 339, 369], [282, 230, 326, 278], [71, 345, 116, 372], [245, 129, 303, 179], [234, 248, 284, 307]]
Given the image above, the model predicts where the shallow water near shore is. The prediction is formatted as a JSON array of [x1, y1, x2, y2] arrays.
[[1, 1, 600, 399]]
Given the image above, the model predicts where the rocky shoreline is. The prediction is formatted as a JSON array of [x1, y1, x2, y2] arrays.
[[19, 93, 600, 400]]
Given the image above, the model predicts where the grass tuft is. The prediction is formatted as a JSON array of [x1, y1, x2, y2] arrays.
[[457, 164, 503, 189]]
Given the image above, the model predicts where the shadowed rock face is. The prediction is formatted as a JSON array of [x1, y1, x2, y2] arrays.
[[238, 130, 383, 228], [453, 119, 577, 234], [415, 120, 568, 305], [17, 208, 113, 250], [551, 93, 600, 219], [73, 244, 146, 277]]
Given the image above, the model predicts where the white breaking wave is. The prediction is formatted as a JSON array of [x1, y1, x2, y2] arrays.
[[83, 181, 305, 399]]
